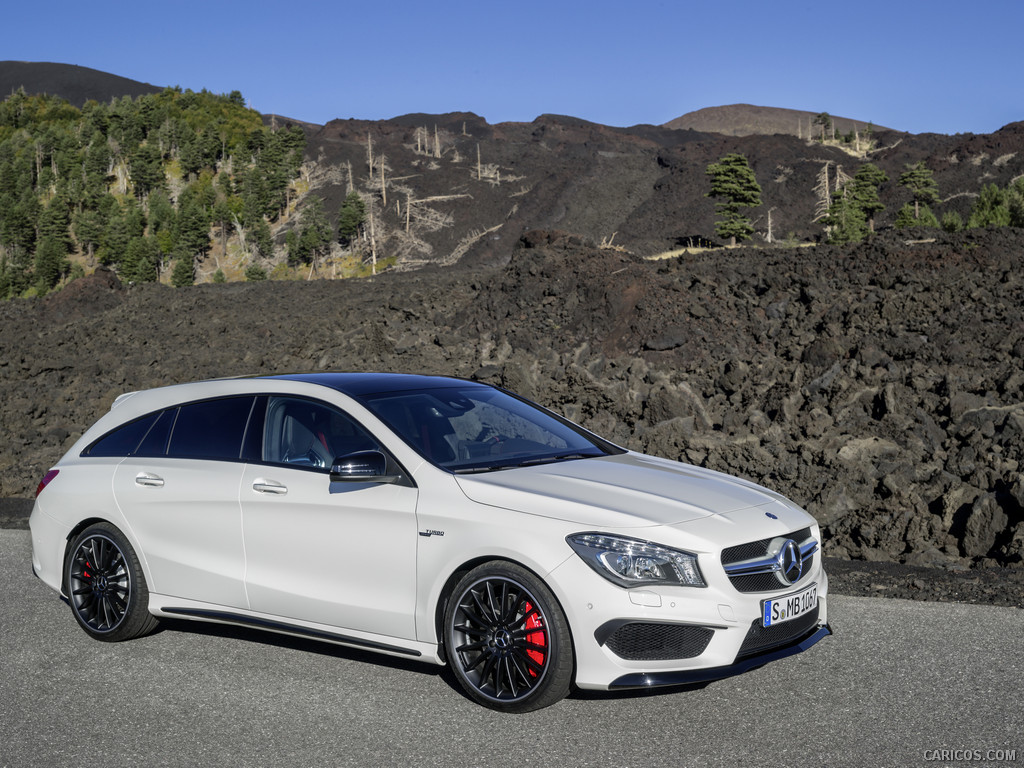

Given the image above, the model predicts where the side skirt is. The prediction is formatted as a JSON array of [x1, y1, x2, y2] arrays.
[[161, 606, 423, 658]]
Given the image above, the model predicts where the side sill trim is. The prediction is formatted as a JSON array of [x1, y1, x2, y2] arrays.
[[162, 607, 423, 657], [608, 623, 832, 690]]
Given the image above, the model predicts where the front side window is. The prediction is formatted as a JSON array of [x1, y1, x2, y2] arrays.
[[263, 396, 380, 469]]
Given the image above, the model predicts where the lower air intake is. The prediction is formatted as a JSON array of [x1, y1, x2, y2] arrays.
[[604, 623, 715, 661]]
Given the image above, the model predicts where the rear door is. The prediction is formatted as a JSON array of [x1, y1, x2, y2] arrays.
[[112, 396, 257, 608]]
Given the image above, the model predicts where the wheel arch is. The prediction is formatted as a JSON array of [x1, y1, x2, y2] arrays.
[[60, 516, 151, 598], [60, 517, 117, 593], [431, 555, 577, 678]]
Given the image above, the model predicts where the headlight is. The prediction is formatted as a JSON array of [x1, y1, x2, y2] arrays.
[[566, 533, 706, 588]]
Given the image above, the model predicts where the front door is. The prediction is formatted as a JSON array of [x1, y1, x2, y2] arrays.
[[239, 396, 419, 639]]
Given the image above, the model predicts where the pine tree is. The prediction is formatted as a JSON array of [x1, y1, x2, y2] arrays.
[[941, 211, 964, 232], [848, 164, 888, 232], [895, 203, 939, 229], [968, 184, 1012, 228], [124, 236, 159, 282], [294, 196, 333, 270], [337, 191, 366, 246], [1009, 179, 1024, 227], [705, 154, 762, 246], [823, 192, 868, 244], [171, 254, 194, 286], [898, 162, 939, 220], [33, 235, 67, 292], [251, 218, 274, 259]]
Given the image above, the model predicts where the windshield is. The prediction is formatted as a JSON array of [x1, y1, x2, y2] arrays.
[[357, 385, 619, 472]]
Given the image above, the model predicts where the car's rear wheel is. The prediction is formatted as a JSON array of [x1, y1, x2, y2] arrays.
[[66, 522, 158, 642], [444, 561, 573, 712]]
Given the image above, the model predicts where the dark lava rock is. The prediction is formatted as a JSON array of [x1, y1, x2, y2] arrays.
[[5, 228, 1024, 608]]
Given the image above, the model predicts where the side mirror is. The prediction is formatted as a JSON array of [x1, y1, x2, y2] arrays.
[[330, 450, 400, 484]]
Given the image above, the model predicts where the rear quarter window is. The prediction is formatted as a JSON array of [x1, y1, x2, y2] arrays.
[[84, 412, 161, 457]]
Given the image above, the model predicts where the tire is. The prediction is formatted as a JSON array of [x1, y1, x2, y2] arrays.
[[65, 522, 159, 642], [444, 561, 573, 713]]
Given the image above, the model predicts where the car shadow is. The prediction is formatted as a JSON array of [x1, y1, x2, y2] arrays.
[[153, 616, 442, 680], [568, 681, 711, 703], [149, 616, 713, 706]]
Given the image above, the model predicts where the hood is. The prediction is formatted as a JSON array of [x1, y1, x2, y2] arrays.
[[454, 452, 794, 528]]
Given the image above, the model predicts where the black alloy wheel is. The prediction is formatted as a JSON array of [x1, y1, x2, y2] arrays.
[[445, 561, 573, 712], [66, 522, 158, 642]]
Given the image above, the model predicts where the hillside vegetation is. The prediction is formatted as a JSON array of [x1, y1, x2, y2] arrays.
[[3, 75, 1024, 294], [0, 87, 304, 297]]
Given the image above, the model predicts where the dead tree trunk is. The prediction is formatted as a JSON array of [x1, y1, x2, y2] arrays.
[[813, 162, 831, 223], [368, 201, 378, 276]]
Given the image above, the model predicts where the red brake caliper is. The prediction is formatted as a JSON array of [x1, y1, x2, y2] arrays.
[[523, 602, 546, 676]]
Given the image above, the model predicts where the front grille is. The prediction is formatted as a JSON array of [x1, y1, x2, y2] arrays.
[[722, 527, 812, 564], [604, 623, 715, 661], [727, 561, 815, 593], [721, 527, 814, 593], [737, 605, 820, 659]]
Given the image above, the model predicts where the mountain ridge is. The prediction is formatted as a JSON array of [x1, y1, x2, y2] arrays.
[[663, 103, 897, 138], [0, 61, 162, 107], [0, 61, 899, 137]]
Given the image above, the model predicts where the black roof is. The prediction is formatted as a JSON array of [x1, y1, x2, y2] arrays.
[[263, 372, 483, 397]]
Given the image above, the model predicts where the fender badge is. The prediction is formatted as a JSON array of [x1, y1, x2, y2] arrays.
[[419, 529, 445, 537]]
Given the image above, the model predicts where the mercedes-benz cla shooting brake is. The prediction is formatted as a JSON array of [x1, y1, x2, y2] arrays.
[[30, 373, 831, 712]]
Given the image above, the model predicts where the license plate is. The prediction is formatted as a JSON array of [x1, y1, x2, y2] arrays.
[[762, 583, 817, 627]]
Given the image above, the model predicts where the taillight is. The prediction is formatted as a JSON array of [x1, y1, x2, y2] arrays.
[[35, 469, 59, 497]]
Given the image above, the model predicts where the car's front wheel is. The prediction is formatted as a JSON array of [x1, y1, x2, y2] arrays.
[[65, 522, 159, 642], [444, 561, 573, 712]]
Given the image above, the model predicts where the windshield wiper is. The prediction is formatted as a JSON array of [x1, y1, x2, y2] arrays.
[[452, 464, 518, 474], [452, 452, 605, 474], [516, 452, 604, 466]]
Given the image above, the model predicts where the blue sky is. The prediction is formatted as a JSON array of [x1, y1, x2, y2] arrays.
[[5, 0, 1022, 134]]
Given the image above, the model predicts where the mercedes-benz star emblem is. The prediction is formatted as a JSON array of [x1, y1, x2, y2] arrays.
[[775, 539, 803, 585]]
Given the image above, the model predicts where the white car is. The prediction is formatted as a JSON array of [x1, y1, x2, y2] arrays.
[[30, 373, 830, 712]]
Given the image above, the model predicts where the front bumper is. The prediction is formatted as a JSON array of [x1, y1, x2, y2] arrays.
[[608, 623, 832, 689], [548, 548, 831, 690]]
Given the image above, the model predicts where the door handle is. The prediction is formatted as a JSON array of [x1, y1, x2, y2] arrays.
[[252, 479, 288, 495], [135, 472, 164, 487]]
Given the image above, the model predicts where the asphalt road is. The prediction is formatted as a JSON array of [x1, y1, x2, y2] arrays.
[[2, 529, 1021, 768]]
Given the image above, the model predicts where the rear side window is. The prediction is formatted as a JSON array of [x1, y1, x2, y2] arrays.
[[135, 410, 173, 456], [84, 412, 161, 457], [167, 397, 256, 460]]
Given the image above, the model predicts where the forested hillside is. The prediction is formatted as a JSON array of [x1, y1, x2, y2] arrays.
[[3, 65, 1024, 301], [0, 87, 304, 297]]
